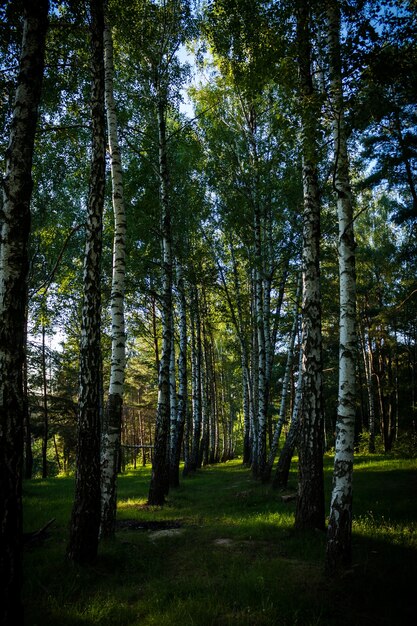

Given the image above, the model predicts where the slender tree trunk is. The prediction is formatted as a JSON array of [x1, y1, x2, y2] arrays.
[[67, 0, 106, 564], [294, 1, 325, 532], [325, 0, 358, 574], [148, 92, 172, 505], [100, 14, 127, 539], [360, 323, 376, 452], [168, 307, 178, 486], [242, 357, 251, 464], [273, 424, 300, 489], [221, 238, 252, 464], [263, 277, 301, 482], [23, 301, 33, 479], [0, 3, 48, 623], [199, 316, 209, 467], [254, 204, 267, 478], [151, 290, 160, 373], [41, 322, 49, 479], [250, 272, 259, 472], [190, 284, 202, 472], [171, 265, 187, 485], [273, 345, 302, 490]]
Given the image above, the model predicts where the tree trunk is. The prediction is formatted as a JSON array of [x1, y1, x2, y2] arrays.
[[190, 284, 203, 472], [242, 357, 251, 464], [220, 238, 252, 465], [23, 301, 33, 479], [171, 265, 187, 485], [254, 198, 267, 478], [168, 304, 179, 486], [148, 91, 172, 505], [0, 3, 48, 623], [263, 277, 301, 482], [273, 348, 302, 490], [100, 12, 127, 539], [360, 323, 376, 453], [199, 314, 210, 467], [325, 0, 358, 574], [294, 1, 325, 532], [41, 322, 49, 479], [67, 0, 106, 564]]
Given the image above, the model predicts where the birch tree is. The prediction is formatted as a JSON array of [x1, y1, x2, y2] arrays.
[[189, 282, 203, 471], [67, 0, 106, 563], [325, 0, 357, 573], [100, 8, 127, 539], [169, 263, 188, 486], [294, 0, 325, 532], [147, 61, 174, 505], [0, 1, 49, 623]]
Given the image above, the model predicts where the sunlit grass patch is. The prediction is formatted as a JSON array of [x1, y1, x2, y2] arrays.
[[117, 497, 149, 510], [23, 455, 417, 626], [354, 456, 417, 472], [353, 512, 417, 549]]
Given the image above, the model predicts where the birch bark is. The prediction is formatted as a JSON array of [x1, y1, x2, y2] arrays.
[[168, 310, 178, 483], [170, 264, 187, 485], [190, 284, 202, 471], [294, 1, 325, 531], [0, 2, 48, 622], [67, 0, 106, 563], [325, 0, 358, 572], [100, 13, 127, 538]]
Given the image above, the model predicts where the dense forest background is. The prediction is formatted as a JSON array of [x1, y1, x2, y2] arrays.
[[2, 0, 415, 475], [1, 0, 416, 621]]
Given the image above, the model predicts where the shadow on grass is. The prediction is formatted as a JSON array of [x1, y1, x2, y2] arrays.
[[23, 457, 417, 626]]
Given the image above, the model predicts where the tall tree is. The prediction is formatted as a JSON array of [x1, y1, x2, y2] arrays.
[[67, 0, 106, 563], [169, 263, 188, 486], [0, 1, 49, 623], [294, 0, 325, 531], [147, 40, 174, 505], [100, 6, 127, 539], [263, 275, 301, 482], [325, 0, 358, 573]]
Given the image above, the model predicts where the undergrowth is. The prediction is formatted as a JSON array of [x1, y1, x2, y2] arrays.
[[23, 455, 417, 625]]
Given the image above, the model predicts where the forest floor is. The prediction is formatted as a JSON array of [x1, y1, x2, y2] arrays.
[[23, 454, 417, 625]]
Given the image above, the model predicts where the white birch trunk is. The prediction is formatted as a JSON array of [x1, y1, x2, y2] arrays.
[[100, 14, 127, 538], [364, 329, 376, 452], [190, 285, 202, 471], [325, 0, 358, 573], [229, 239, 252, 464], [200, 316, 209, 466], [169, 311, 177, 479], [250, 274, 259, 471], [0, 3, 48, 621], [171, 264, 187, 484]]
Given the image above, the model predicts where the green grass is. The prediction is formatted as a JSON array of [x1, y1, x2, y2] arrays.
[[23, 456, 417, 625]]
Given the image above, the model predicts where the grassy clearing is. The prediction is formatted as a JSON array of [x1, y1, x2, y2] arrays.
[[23, 455, 417, 625]]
